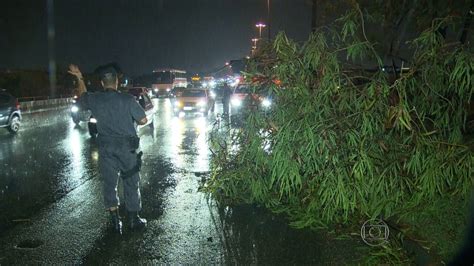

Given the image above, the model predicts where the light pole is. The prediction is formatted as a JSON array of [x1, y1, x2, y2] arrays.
[[255, 23, 266, 39], [251, 38, 259, 55], [251, 44, 257, 55], [267, 0, 271, 39], [47, 0, 56, 97], [252, 38, 258, 47]]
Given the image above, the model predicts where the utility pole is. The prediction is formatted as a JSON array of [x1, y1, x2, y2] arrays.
[[47, 0, 56, 97], [267, 0, 271, 39]]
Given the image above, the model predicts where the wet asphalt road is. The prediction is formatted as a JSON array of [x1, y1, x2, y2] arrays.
[[0, 99, 368, 264]]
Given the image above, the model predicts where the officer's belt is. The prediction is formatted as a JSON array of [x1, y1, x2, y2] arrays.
[[97, 135, 140, 150]]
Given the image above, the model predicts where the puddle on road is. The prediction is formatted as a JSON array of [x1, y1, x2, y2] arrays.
[[84, 195, 367, 264], [0, 121, 99, 236], [138, 154, 177, 221], [84, 164, 367, 264]]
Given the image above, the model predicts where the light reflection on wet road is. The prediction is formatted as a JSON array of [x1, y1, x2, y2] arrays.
[[0, 99, 367, 264], [0, 107, 99, 234]]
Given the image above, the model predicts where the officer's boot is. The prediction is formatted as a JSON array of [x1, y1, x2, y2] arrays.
[[109, 209, 123, 234], [128, 211, 147, 230]]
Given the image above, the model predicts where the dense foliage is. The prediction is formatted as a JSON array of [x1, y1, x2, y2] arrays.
[[205, 6, 473, 228]]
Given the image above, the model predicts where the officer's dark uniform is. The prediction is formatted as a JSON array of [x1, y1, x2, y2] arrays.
[[79, 69, 146, 232], [81, 90, 145, 210]]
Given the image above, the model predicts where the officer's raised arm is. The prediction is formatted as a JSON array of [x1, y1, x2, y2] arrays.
[[68, 64, 87, 95]]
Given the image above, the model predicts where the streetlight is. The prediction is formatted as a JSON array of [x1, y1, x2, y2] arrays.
[[252, 38, 258, 47], [255, 23, 266, 39]]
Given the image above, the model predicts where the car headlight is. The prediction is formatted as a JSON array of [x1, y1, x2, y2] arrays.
[[90, 118, 97, 123], [231, 98, 242, 107], [71, 106, 79, 113], [175, 101, 183, 107], [262, 98, 271, 108], [166, 88, 171, 92], [154, 89, 158, 92], [197, 100, 206, 107]]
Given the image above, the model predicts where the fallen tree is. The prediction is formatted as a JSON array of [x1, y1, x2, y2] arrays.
[[206, 1, 473, 226]]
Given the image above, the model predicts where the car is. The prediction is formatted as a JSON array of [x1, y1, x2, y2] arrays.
[[230, 84, 272, 115], [173, 89, 215, 117], [152, 87, 172, 98], [0, 90, 22, 134], [170, 87, 187, 98], [88, 87, 156, 137], [129, 88, 156, 130], [70, 95, 92, 125]]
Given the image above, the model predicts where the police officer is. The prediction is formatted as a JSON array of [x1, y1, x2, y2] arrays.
[[68, 64, 147, 234], [221, 82, 232, 115]]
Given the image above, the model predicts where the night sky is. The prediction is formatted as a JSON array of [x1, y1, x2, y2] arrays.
[[1, 0, 312, 76]]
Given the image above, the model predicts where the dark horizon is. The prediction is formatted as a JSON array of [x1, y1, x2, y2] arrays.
[[1, 0, 312, 76]]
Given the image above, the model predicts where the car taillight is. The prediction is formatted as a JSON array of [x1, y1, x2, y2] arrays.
[[15, 99, 20, 110]]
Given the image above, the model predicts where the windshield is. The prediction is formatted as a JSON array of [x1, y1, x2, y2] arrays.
[[181, 90, 206, 97], [152, 71, 172, 84]]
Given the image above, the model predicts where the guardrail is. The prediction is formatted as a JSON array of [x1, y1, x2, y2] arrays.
[[19, 95, 74, 113], [17, 95, 74, 102]]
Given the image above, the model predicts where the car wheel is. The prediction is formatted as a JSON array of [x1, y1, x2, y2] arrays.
[[8, 116, 20, 134]]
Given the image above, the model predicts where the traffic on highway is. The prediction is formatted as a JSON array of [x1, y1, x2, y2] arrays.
[[0, 90, 359, 264]]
